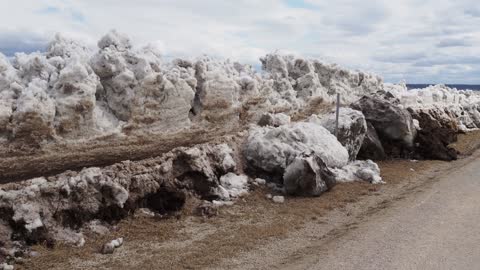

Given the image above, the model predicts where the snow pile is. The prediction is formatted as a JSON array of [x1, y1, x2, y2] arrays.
[[0, 30, 388, 145], [332, 160, 383, 184]]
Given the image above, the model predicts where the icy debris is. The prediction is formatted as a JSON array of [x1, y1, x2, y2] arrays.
[[216, 173, 249, 200], [272, 196, 285, 204], [245, 122, 349, 182], [101, 238, 124, 254], [332, 160, 383, 184]]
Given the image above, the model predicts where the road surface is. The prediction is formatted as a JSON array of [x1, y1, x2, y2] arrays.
[[280, 155, 480, 270]]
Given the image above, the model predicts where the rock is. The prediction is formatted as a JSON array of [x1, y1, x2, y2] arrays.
[[357, 122, 386, 160], [257, 113, 291, 127], [111, 238, 124, 248], [311, 108, 367, 160], [408, 108, 458, 161], [352, 95, 416, 157], [245, 122, 349, 182], [265, 194, 273, 200], [331, 160, 383, 184], [101, 238, 123, 254], [283, 154, 336, 196], [272, 196, 285, 203], [101, 242, 115, 254]]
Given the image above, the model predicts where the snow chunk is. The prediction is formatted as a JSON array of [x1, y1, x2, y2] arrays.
[[272, 196, 285, 203], [216, 173, 249, 200], [332, 160, 383, 184], [245, 122, 349, 181]]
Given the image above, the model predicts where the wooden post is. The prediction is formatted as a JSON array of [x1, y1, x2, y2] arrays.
[[335, 93, 340, 138]]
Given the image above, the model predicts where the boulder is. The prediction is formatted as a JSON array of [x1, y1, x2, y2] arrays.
[[283, 153, 336, 196], [311, 108, 367, 160], [244, 122, 349, 182], [352, 95, 416, 158], [357, 122, 386, 160]]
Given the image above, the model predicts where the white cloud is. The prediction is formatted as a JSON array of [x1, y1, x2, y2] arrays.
[[1, 0, 480, 83]]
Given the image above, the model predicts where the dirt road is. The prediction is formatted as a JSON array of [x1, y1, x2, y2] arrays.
[[218, 151, 480, 270]]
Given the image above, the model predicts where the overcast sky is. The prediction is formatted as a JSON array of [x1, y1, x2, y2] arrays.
[[1, 0, 480, 84]]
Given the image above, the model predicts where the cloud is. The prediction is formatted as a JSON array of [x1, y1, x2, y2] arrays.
[[0, 31, 48, 56], [436, 38, 472, 48], [1, 0, 480, 83]]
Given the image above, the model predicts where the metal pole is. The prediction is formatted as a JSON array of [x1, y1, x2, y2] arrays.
[[335, 93, 340, 138]]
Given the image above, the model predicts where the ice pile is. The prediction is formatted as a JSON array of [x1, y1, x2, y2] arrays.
[[0, 30, 386, 145]]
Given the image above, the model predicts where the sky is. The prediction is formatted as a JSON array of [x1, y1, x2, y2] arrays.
[[1, 0, 480, 84]]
